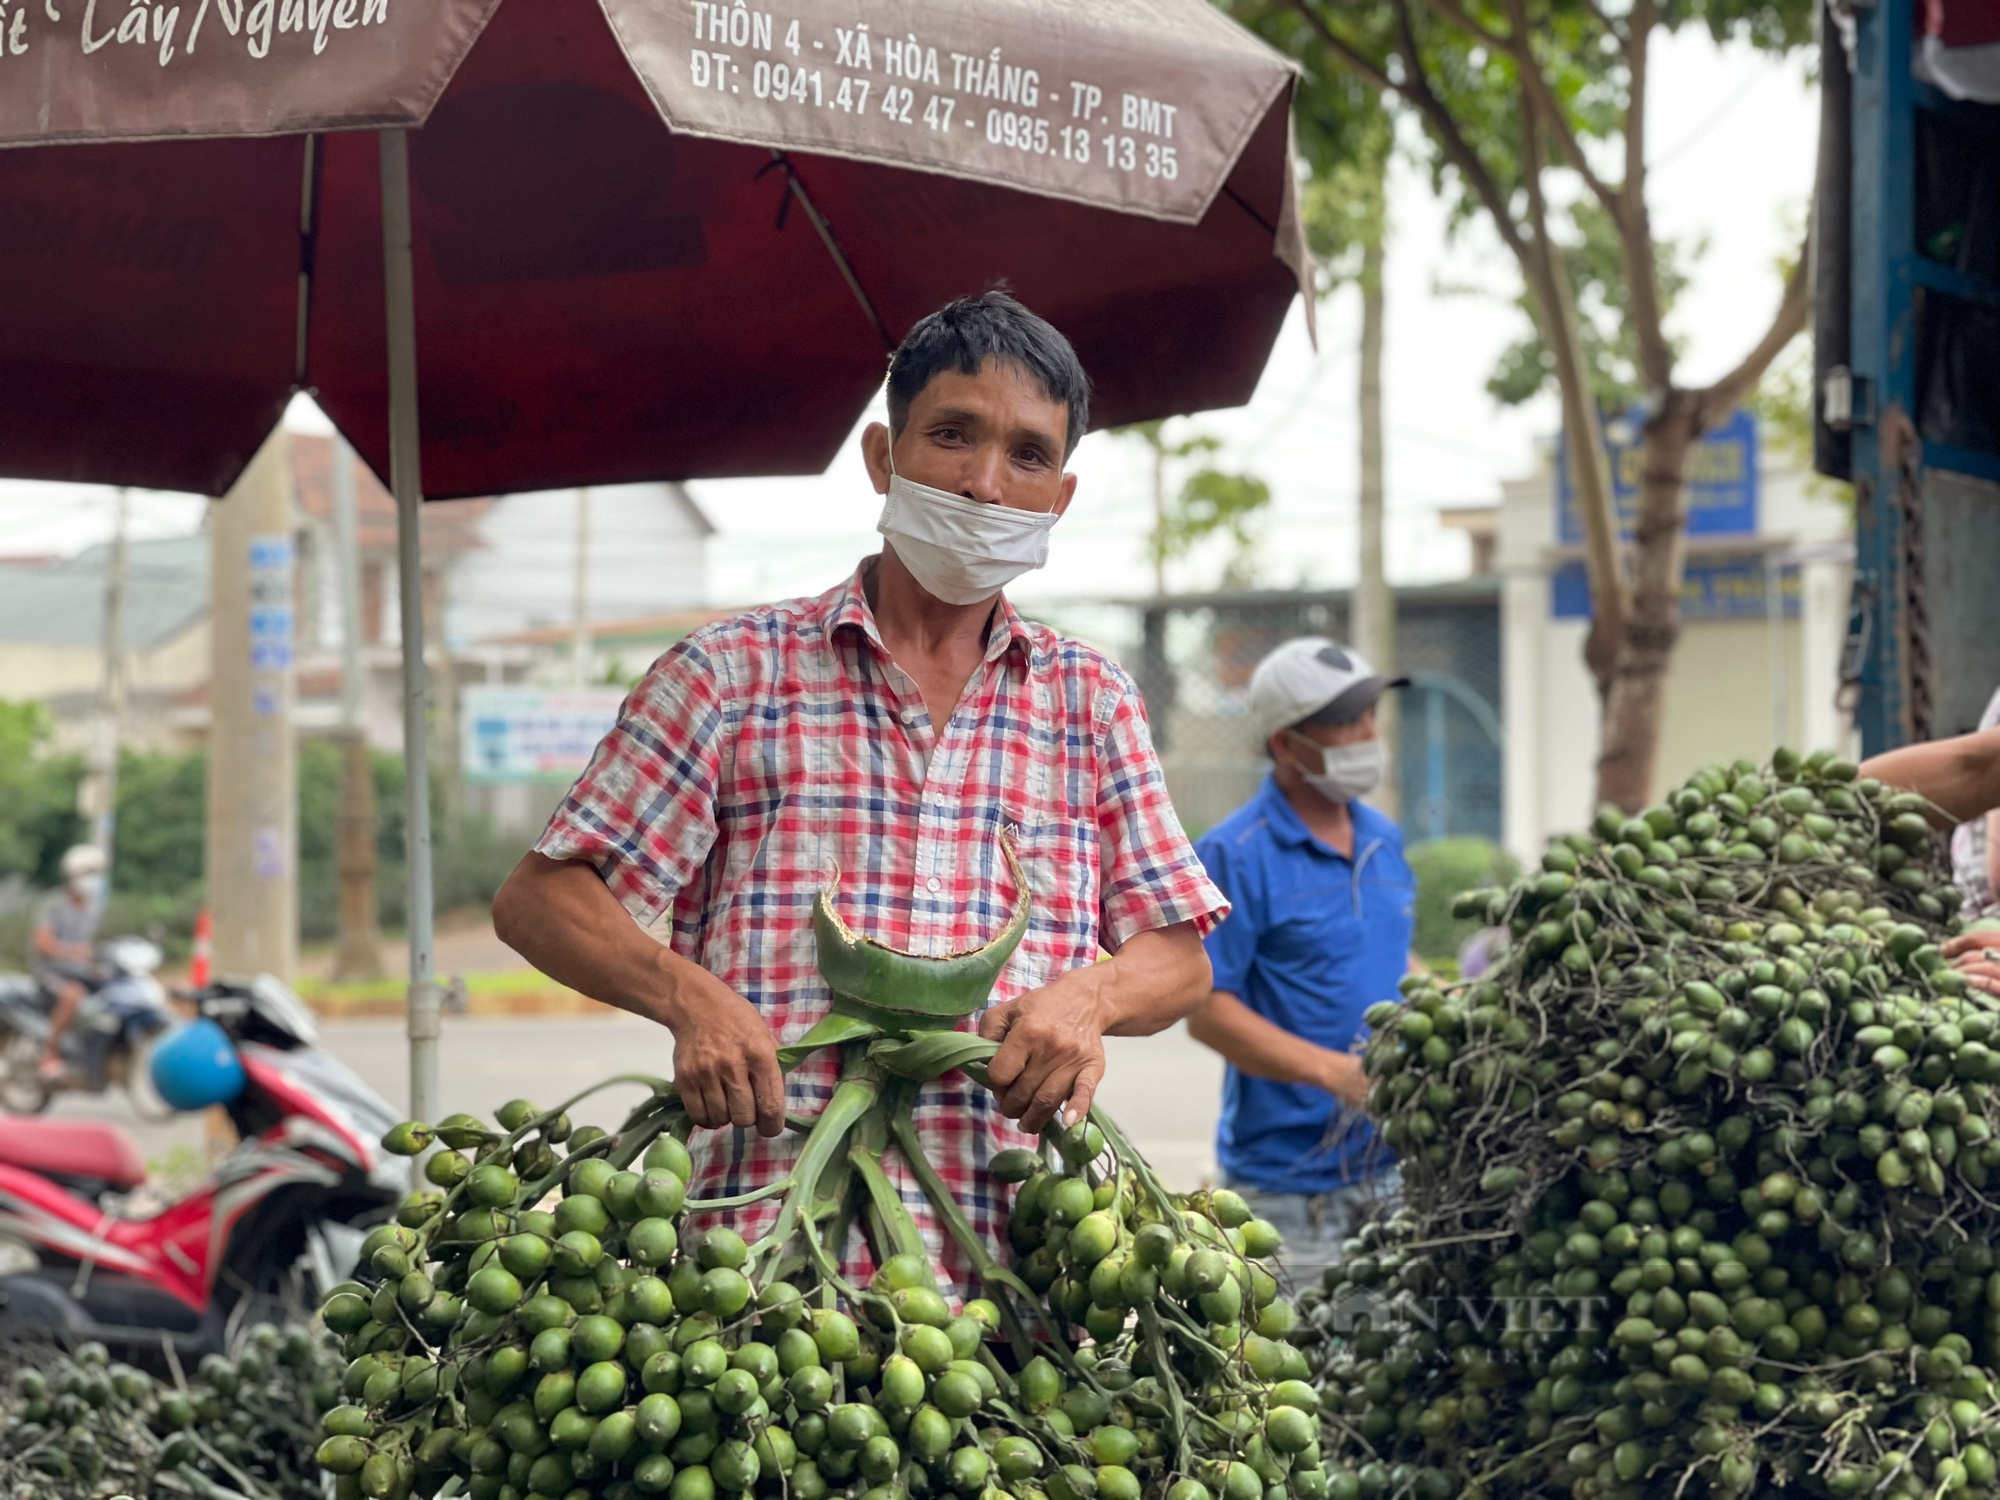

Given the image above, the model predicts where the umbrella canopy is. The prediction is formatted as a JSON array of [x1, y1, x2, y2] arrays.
[[0, 0, 1306, 498], [3, 0, 1307, 1126]]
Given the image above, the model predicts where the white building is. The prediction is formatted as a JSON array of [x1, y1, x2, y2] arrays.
[[0, 537, 210, 753], [1495, 426, 1856, 864], [448, 484, 713, 650], [0, 442, 717, 766]]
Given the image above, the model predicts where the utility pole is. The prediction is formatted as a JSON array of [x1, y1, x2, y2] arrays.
[[330, 436, 384, 981], [205, 430, 298, 981], [571, 487, 593, 688], [92, 488, 131, 876]]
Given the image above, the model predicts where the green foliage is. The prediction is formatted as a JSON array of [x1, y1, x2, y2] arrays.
[[1226, 0, 1395, 179], [1405, 836, 1520, 962], [1167, 462, 1274, 590], [1229, 0, 1813, 422], [1227, 0, 1394, 292], [1482, 202, 1700, 411], [292, 746, 523, 941], [1301, 136, 1391, 299], [108, 744, 206, 902], [0, 704, 522, 955], [1120, 421, 1274, 589], [0, 701, 86, 886]]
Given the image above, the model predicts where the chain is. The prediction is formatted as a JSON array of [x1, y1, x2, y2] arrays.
[[1889, 409, 1933, 742]]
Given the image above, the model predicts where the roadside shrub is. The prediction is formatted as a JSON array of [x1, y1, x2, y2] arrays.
[[0, 701, 522, 956], [1405, 835, 1519, 963]]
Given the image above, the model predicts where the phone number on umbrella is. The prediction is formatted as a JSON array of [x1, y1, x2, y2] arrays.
[[683, 11, 1183, 183]]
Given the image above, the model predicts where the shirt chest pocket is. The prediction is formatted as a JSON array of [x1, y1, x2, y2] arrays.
[[1360, 867, 1417, 932], [999, 816, 1100, 978], [1262, 878, 1363, 966]]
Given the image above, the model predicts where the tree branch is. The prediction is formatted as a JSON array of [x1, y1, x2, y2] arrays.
[[1624, 0, 1653, 219], [1514, 43, 1629, 645], [1414, 0, 1508, 50], [1391, 0, 1534, 261], [1579, 0, 1623, 42], [1290, 0, 1531, 262], [1617, 0, 1675, 390], [1284, 0, 1401, 100], [1468, 0, 1628, 228], [1695, 217, 1815, 426]]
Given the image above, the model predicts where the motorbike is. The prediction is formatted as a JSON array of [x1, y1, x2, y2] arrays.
[[0, 972, 406, 1358], [0, 935, 178, 1118]]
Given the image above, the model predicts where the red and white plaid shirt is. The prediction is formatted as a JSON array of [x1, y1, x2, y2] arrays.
[[537, 560, 1226, 1300]]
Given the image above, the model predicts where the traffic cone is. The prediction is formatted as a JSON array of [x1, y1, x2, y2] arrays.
[[189, 907, 213, 989]]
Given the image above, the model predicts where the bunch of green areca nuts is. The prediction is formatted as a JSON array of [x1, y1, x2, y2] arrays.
[[313, 1025, 1331, 1500], [1302, 748, 2000, 1500], [1, 1323, 341, 1499]]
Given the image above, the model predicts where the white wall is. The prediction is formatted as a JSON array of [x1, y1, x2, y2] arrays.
[[3, 623, 213, 754], [1499, 457, 1856, 863], [448, 484, 710, 647]]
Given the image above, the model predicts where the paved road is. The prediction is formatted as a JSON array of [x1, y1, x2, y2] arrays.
[[50, 1014, 1227, 1192]]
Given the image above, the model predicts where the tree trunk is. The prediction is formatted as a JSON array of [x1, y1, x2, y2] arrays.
[[1353, 227, 1399, 820], [1596, 393, 1698, 811], [333, 726, 385, 982], [427, 565, 462, 833]]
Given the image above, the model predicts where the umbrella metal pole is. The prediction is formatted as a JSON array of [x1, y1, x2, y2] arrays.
[[380, 128, 442, 1137]]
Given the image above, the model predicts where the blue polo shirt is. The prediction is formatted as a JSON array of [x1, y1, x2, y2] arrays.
[[1195, 775, 1414, 1195]]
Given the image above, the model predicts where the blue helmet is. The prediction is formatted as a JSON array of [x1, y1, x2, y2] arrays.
[[150, 1019, 246, 1112]]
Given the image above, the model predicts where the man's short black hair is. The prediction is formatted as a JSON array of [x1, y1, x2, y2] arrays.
[[886, 291, 1091, 459]]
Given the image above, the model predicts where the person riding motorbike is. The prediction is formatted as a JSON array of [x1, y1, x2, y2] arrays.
[[30, 845, 106, 1082]]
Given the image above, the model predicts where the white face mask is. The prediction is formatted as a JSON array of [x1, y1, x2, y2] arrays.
[[1287, 732, 1385, 804], [67, 875, 103, 902], [876, 447, 1057, 607]]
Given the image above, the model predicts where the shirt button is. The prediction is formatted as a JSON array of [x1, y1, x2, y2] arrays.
[[925, 876, 942, 894]]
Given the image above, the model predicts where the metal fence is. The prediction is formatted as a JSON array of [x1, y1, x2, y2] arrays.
[[1087, 582, 1505, 842]]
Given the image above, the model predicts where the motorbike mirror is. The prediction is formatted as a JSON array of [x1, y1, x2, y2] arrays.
[[199, 993, 251, 1022], [247, 975, 320, 1047]]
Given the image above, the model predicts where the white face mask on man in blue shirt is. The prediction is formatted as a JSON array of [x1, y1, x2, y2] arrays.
[[1286, 731, 1386, 804]]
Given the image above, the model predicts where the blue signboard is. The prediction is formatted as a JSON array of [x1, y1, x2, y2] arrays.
[[1556, 407, 1759, 544], [1551, 556, 1801, 621]]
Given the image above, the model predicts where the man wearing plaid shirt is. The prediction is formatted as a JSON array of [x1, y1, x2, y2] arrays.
[[494, 292, 1227, 1298]]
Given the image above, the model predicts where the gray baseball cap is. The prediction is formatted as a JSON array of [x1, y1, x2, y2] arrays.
[[1248, 638, 1409, 741]]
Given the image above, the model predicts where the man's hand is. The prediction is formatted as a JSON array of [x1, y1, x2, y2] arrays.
[[493, 854, 790, 1139], [1945, 931, 2000, 998], [978, 969, 1107, 1134], [1316, 1051, 1370, 1109], [663, 966, 788, 1137]]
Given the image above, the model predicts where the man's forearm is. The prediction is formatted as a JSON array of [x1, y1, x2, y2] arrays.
[[1089, 921, 1209, 1037], [493, 853, 694, 1027], [1862, 728, 2000, 826], [1187, 989, 1350, 1089]]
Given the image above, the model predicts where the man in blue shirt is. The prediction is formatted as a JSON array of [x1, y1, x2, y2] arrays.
[[1190, 638, 1415, 1289]]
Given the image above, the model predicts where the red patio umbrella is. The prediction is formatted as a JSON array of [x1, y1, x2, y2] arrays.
[[0, 0, 1310, 1114]]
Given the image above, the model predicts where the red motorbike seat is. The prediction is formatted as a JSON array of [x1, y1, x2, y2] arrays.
[[0, 1117, 147, 1190]]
